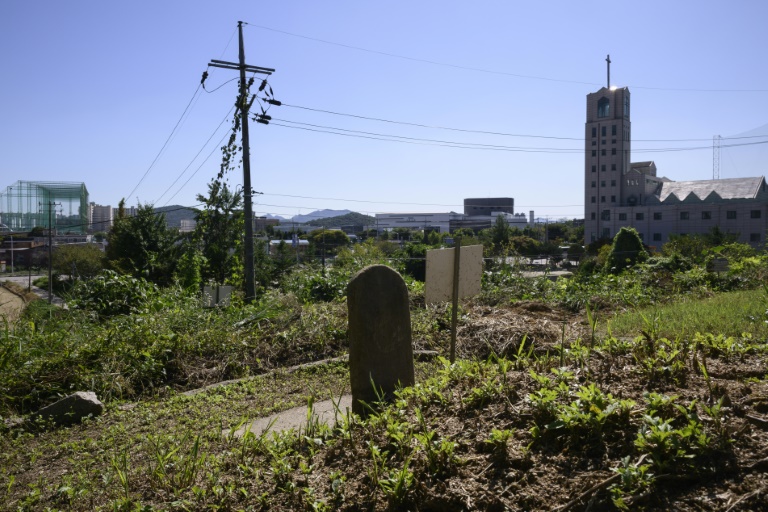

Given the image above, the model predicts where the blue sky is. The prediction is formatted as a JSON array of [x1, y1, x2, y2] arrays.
[[2, 1, 767, 221]]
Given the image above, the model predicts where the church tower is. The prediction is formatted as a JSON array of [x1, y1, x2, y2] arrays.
[[584, 56, 631, 242]]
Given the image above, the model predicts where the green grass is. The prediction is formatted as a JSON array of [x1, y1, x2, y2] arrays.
[[606, 288, 768, 340]]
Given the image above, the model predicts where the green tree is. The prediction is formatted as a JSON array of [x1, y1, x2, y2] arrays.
[[308, 229, 350, 255], [106, 200, 179, 286], [606, 227, 648, 273], [194, 181, 244, 285], [491, 214, 512, 251], [52, 244, 105, 281]]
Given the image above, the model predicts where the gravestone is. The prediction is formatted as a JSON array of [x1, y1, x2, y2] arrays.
[[347, 265, 414, 415]]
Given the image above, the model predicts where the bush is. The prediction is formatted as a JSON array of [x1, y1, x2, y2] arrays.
[[69, 270, 159, 317]]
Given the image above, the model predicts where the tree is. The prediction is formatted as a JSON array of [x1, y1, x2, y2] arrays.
[[491, 214, 511, 251], [106, 200, 179, 286], [52, 244, 104, 281], [606, 227, 647, 273], [194, 181, 244, 285], [308, 229, 350, 255]]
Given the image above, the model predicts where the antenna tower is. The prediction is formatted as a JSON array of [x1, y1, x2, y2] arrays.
[[712, 135, 721, 179]]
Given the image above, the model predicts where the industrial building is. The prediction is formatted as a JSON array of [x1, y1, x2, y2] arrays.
[[375, 198, 533, 234], [584, 80, 767, 247]]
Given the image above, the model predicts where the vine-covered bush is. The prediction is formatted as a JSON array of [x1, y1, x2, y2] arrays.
[[69, 270, 159, 317]]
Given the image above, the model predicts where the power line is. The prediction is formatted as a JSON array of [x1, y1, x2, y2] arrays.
[[282, 102, 768, 143], [161, 128, 233, 207], [259, 192, 582, 209], [271, 118, 768, 154], [154, 105, 235, 205], [246, 23, 768, 93], [125, 83, 202, 203]]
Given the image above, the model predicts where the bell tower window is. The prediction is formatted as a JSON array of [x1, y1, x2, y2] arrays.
[[598, 97, 610, 118]]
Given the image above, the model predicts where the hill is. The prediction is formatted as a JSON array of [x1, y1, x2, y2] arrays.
[[292, 209, 352, 224], [155, 204, 198, 228], [305, 211, 375, 228]]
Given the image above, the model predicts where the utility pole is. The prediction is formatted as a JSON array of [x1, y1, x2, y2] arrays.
[[208, 21, 275, 303], [41, 201, 60, 305]]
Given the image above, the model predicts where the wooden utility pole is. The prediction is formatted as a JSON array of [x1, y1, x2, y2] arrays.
[[209, 21, 275, 303]]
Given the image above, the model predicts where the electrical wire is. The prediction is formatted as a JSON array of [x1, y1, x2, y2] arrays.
[[282, 103, 768, 143], [154, 105, 235, 205], [161, 128, 233, 206], [125, 83, 202, 203], [245, 23, 768, 93], [271, 118, 768, 154], [259, 192, 582, 209]]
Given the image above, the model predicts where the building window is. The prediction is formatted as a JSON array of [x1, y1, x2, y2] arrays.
[[601, 196, 606, 202], [592, 150, 596, 156], [598, 97, 610, 118], [601, 126, 607, 137], [601, 180, 606, 187], [751, 210, 762, 219], [591, 196, 596, 203], [601, 149, 606, 156], [750, 233, 761, 242], [611, 148, 617, 155], [601, 165, 606, 172], [592, 165, 596, 172], [611, 195, 616, 203], [591, 212, 596, 220], [702, 211, 711, 220], [680, 212, 689, 220], [619, 213, 627, 221], [611, 180, 616, 186], [612, 139, 616, 144], [726, 211, 737, 219], [601, 210, 610, 221], [636, 213, 644, 220], [592, 141, 597, 146], [653, 233, 661, 241], [591, 181, 596, 188], [624, 96, 630, 117], [653, 212, 662, 220], [612, 125, 617, 136], [592, 127, 597, 137], [611, 164, 616, 171]]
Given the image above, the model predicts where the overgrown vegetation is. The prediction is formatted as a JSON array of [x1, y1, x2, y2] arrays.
[[2, 220, 768, 510]]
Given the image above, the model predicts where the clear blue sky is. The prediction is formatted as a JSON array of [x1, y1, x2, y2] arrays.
[[2, 1, 767, 221]]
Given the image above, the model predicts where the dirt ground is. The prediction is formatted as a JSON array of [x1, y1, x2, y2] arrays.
[[0, 285, 25, 324]]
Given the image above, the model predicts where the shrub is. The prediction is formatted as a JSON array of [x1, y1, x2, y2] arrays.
[[69, 270, 159, 317]]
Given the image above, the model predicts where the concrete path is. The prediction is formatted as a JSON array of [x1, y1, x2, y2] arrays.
[[230, 395, 353, 438], [1, 275, 66, 307]]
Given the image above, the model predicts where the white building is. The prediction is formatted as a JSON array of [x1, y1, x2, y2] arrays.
[[374, 212, 460, 234]]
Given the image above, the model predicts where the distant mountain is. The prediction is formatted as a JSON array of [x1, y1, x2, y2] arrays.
[[291, 209, 352, 224], [155, 205, 198, 228], [305, 211, 376, 228]]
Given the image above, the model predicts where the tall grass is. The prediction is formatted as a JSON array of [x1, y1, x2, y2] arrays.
[[607, 288, 768, 340]]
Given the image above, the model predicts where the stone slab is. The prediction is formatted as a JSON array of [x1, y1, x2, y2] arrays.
[[230, 395, 353, 438]]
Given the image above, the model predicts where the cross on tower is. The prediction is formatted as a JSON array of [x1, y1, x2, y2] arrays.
[[606, 54, 611, 89]]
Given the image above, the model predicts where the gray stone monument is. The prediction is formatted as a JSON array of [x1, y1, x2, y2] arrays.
[[347, 265, 414, 415]]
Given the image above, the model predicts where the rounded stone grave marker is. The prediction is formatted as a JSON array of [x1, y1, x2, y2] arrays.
[[347, 265, 414, 415]]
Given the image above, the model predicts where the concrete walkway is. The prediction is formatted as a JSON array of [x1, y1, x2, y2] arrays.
[[1, 275, 66, 307], [230, 394, 353, 438]]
